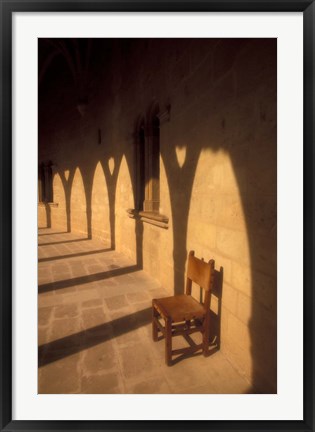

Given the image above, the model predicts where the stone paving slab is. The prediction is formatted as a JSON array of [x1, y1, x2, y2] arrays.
[[38, 228, 252, 394]]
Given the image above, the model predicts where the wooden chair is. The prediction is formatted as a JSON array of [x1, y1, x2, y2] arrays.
[[152, 251, 215, 366]]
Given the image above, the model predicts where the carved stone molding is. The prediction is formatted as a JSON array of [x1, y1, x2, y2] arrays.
[[157, 104, 171, 125]]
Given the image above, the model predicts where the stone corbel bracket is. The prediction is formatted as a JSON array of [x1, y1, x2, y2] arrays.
[[126, 209, 169, 229]]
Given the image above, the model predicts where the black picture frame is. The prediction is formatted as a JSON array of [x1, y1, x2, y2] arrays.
[[1, 1, 314, 431]]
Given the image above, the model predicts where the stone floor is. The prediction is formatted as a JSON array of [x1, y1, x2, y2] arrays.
[[38, 228, 252, 394]]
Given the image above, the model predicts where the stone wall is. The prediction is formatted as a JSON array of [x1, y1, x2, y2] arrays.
[[38, 38, 277, 393]]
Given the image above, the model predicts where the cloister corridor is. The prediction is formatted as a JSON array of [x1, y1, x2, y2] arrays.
[[38, 228, 251, 394]]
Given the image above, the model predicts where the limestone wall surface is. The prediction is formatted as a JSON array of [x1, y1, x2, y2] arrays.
[[38, 38, 277, 393]]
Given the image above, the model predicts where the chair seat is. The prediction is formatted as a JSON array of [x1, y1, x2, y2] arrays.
[[153, 294, 206, 322]]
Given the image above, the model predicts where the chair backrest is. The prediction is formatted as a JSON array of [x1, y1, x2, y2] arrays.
[[185, 251, 214, 299]]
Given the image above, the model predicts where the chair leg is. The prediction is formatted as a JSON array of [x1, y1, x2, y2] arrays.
[[203, 314, 210, 356], [165, 318, 172, 366], [152, 306, 159, 342]]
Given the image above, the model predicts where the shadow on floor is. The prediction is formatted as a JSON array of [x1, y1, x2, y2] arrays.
[[39, 307, 152, 367], [38, 231, 69, 236], [38, 248, 113, 263], [38, 264, 141, 294], [39, 238, 89, 247]]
